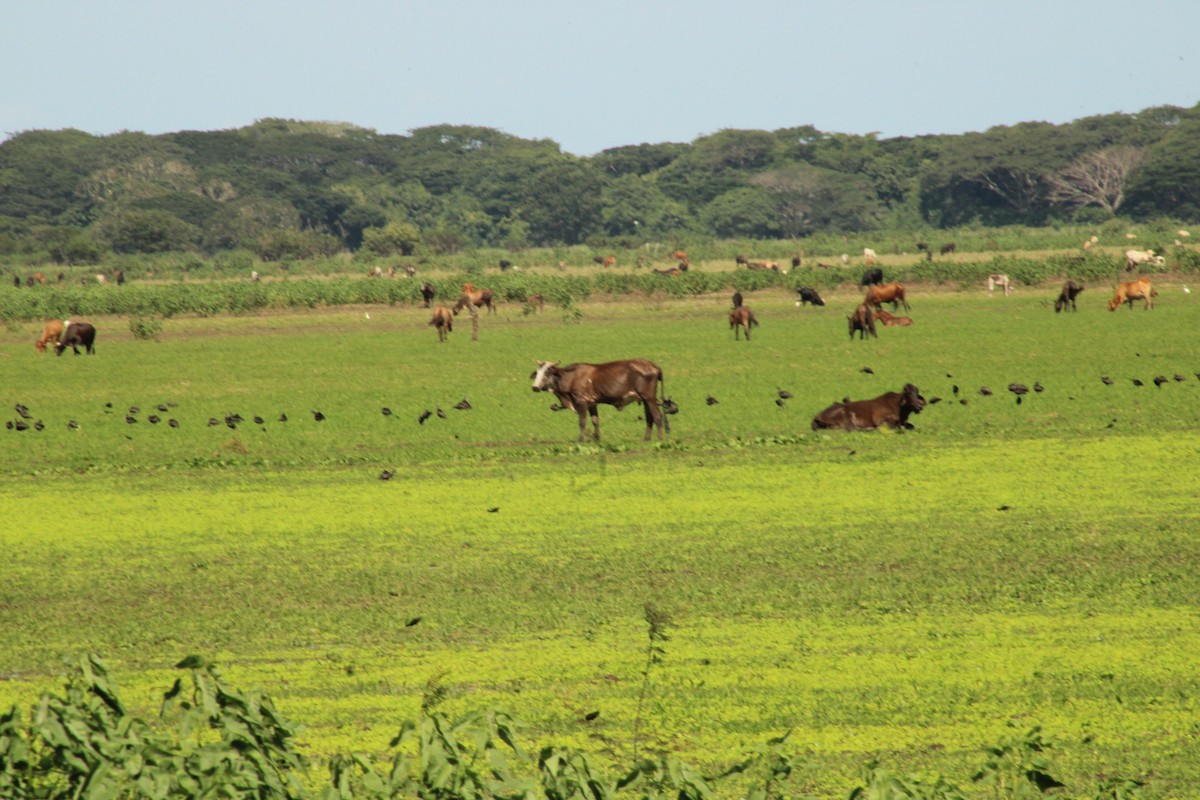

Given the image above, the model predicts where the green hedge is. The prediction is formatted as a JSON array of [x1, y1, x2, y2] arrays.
[[0, 253, 1191, 323]]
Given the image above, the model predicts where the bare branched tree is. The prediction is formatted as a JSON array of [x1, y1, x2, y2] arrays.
[[1047, 146, 1145, 214]]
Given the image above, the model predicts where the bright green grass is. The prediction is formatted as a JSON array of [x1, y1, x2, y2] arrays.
[[2, 285, 1199, 796]]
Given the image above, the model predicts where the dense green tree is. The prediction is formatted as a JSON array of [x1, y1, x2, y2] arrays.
[[599, 175, 690, 237], [102, 209, 199, 253], [701, 187, 780, 238], [592, 142, 689, 177], [1124, 117, 1200, 219]]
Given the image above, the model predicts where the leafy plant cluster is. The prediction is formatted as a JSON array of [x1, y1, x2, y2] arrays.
[[0, 654, 1148, 800], [2, 106, 1199, 264]]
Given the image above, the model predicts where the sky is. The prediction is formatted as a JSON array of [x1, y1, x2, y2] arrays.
[[3, 1, 1198, 156]]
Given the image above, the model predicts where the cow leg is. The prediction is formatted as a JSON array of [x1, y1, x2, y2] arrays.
[[576, 408, 590, 442], [643, 399, 664, 440], [589, 406, 601, 440]]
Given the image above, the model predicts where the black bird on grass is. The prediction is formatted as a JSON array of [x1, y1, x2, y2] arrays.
[[253, 416, 264, 425], [952, 384, 960, 396], [208, 418, 220, 427], [14, 404, 31, 419], [706, 395, 719, 406], [860, 366, 874, 374], [1153, 375, 1168, 388], [156, 404, 169, 412], [979, 386, 993, 396], [148, 415, 160, 424], [928, 396, 942, 405], [278, 413, 288, 423], [777, 388, 793, 400], [1131, 378, 1144, 387], [125, 415, 137, 424], [312, 410, 326, 421], [550, 403, 565, 412], [1175, 374, 1187, 383], [13, 420, 28, 432], [454, 398, 472, 410], [662, 398, 679, 415], [584, 710, 600, 721], [436, 408, 446, 419], [67, 420, 79, 430], [1007, 383, 1029, 398], [33, 420, 44, 431], [1034, 382, 1044, 393], [168, 419, 179, 428], [378, 469, 394, 481], [775, 398, 787, 408], [405, 617, 422, 627], [381, 407, 392, 416], [1101, 376, 1114, 385], [418, 410, 432, 424], [487, 506, 500, 513]]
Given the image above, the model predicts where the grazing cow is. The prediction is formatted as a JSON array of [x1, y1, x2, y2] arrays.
[[940, 243, 956, 255], [499, 259, 513, 271], [811, 383, 927, 431], [859, 268, 883, 287], [95, 273, 108, 285], [367, 266, 384, 278], [744, 261, 780, 272], [1055, 280, 1084, 313], [796, 286, 825, 306], [729, 306, 759, 340], [864, 282, 910, 312], [453, 283, 496, 315], [429, 306, 453, 342], [602, 255, 617, 268], [530, 359, 668, 442], [420, 282, 436, 308], [55, 322, 96, 355], [874, 309, 913, 327], [1124, 249, 1164, 272], [863, 248, 878, 265], [731, 290, 743, 308], [735, 255, 748, 266], [672, 251, 688, 262], [35, 320, 65, 353], [791, 256, 801, 269], [915, 242, 930, 252], [1107, 278, 1157, 311], [524, 293, 545, 313], [848, 303, 877, 339], [986, 273, 1012, 296]]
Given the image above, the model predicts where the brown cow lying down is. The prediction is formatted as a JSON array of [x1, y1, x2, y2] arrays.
[[874, 309, 913, 326], [811, 383, 926, 431]]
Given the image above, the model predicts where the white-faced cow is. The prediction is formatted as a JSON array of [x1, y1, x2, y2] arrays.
[[55, 322, 96, 355], [530, 359, 668, 442]]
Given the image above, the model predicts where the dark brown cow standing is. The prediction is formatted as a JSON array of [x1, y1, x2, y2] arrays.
[[729, 306, 758, 340], [420, 282, 436, 308], [55, 322, 96, 355], [811, 383, 926, 431], [848, 303, 877, 339], [531, 359, 667, 442], [1054, 280, 1084, 312]]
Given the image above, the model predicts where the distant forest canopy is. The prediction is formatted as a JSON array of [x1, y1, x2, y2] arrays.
[[1, 104, 1199, 263]]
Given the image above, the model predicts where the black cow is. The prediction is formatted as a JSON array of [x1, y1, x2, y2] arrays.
[[811, 383, 926, 431], [859, 268, 883, 287], [1054, 280, 1084, 313], [848, 303, 877, 340], [731, 290, 743, 308], [530, 359, 667, 442], [55, 322, 96, 355], [940, 242, 957, 255], [420, 282, 435, 308], [796, 286, 825, 306]]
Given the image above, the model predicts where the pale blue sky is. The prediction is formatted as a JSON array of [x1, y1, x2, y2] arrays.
[[4, 1, 1197, 155]]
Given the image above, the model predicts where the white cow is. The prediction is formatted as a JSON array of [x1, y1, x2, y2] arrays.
[[863, 248, 878, 265], [986, 273, 1012, 296], [1125, 249, 1165, 272]]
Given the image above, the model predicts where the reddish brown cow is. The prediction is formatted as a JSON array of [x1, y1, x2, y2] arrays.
[[454, 283, 496, 314], [811, 383, 926, 431], [35, 319, 64, 353], [849, 303, 877, 339], [874, 309, 913, 327], [729, 306, 759, 340], [864, 282, 910, 312], [530, 359, 667, 442], [429, 306, 453, 342], [1108, 278, 1156, 311]]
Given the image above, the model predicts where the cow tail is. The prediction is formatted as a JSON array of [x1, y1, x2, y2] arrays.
[[658, 367, 670, 434]]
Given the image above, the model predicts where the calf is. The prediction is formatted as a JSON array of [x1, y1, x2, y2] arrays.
[[874, 309, 913, 326], [1054, 280, 1083, 313], [811, 383, 926, 431], [729, 305, 759, 340], [55, 322, 96, 355], [796, 287, 825, 306], [848, 303, 877, 339], [429, 306, 453, 342], [35, 320, 64, 353]]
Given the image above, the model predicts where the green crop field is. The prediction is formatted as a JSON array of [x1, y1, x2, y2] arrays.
[[2, 282, 1199, 797]]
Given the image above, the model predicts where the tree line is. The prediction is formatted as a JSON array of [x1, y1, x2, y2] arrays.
[[1, 105, 1198, 264]]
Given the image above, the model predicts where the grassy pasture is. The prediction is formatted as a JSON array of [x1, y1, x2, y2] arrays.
[[2, 283, 1200, 796]]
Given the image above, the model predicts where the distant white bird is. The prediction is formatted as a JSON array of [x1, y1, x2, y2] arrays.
[[1184, 287, 1191, 294], [365, 312, 371, 319]]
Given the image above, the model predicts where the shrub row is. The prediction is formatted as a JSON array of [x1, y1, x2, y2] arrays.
[[0, 252, 1193, 323]]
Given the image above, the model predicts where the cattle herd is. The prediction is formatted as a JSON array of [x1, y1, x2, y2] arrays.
[[20, 264, 1178, 444]]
